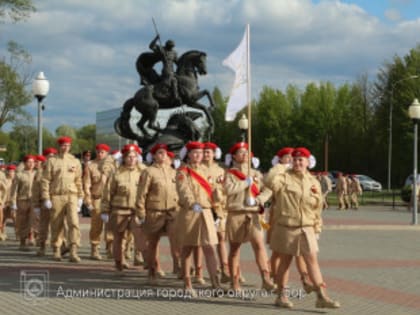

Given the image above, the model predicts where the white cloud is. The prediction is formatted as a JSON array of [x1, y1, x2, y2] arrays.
[[385, 8, 402, 22], [2, 0, 420, 132]]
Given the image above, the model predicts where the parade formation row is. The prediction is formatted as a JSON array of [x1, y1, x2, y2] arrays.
[[0, 137, 345, 309]]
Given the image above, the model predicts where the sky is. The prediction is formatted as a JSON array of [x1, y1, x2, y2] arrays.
[[2, 0, 420, 133]]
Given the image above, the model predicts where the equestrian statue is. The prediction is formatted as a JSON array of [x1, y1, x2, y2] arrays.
[[115, 24, 215, 151]]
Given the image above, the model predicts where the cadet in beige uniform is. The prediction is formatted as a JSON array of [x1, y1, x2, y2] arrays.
[[2, 165, 17, 240], [203, 141, 230, 283], [42, 136, 84, 262], [84, 143, 115, 260], [264, 147, 339, 309], [224, 142, 275, 291], [176, 141, 222, 293], [336, 172, 349, 210], [31, 154, 48, 255], [0, 170, 8, 241], [11, 155, 36, 250], [348, 174, 362, 209], [136, 143, 180, 283], [320, 171, 332, 209], [101, 144, 147, 272]]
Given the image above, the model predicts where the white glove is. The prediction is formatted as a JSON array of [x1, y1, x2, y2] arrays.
[[315, 233, 320, 240], [11, 204, 17, 211], [214, 217, 221, 228], [173, 159, 181, 169], [134, 216, 145, 225], [246, 196, 257, 207], [33, 207, 41, 216], [44, 200, 52, 209], [245, 176, 253, 187], [192, 203, 202, 212], [77, 199, 83, 207], [101, 213, 109, 223]]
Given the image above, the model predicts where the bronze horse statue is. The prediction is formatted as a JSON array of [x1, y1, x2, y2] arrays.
[[115, 50, 215, 143]]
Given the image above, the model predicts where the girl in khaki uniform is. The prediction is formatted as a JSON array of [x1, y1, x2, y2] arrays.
[[101, 144, 147, 272], [176, 141, 222, 294], [136, 143, 180, 283], [1, 165, 17, 240], [11, 155, 36, 251], [224, 142, 275, 291], [264, 147, 339, 309], [203, 142, 230, 283]]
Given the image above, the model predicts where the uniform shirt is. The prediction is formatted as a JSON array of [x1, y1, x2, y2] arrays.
[[176, 163, 213, 211], [11, 169, 36, 202], [41, 153, 84, 200], [264, 166, 322, 228], [336, 176, 348, 194], [102, 164, 145, 215], [3, 176, 14, 207], [135, 162, 178, 219], [349, 178, 362, 194], [0, 172, 7, 206], [83, 155, 115, 206], [31, 168, 44, 208], [224, 162, 272, 212], [204, 161, 226, 219]]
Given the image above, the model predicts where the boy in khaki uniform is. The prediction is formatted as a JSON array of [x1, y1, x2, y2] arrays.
[[336, 172, 349, 210], [349, 174, 362, 209], [41, 136, 84, 262], [101, 144, 147, 272], [136, 143, 180, 283], [83, 143, 115, 260], [11, 155, 36, 251], [2, 165, 17, 240]]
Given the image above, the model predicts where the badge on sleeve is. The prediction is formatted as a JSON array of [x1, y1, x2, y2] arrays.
[[177, 173, 185, 181]]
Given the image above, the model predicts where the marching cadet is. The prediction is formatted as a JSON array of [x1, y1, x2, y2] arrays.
[[1, 165, 17, 240], [264, 147, 339, 309], [176, 141, 222, 294], [349, 174, 362, 210], [11, 155, 36, 251], [83, 143, 115, 260], [0, 167, 7, 241], [42, 136, 84, 262], [202, 141, 230, 283], [320, 172, 333, 209], [224, 142, 275, 291], [268, 147, 294, 280], [101, 144, 147, 272], [135, 143, 180, 283], [336, 172, 349, 210], [31, 155, 47, 254]]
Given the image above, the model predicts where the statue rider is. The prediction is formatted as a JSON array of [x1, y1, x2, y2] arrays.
[[149, 35, 181, 104]]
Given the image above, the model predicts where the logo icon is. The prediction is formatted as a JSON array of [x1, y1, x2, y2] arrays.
[[20, 270, 49, 304]]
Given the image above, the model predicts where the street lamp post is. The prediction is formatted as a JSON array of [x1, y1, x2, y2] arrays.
[[388, 75, 419, 191], [32, 72, 50, 155], [408, 98, 420, 225], [238, 114, 249, 142]]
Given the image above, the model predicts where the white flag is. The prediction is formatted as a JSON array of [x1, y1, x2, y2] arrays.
[[223, 25, 249, 121]]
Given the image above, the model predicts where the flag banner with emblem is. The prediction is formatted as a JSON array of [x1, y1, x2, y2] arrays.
[[223, 24, 250, 121]]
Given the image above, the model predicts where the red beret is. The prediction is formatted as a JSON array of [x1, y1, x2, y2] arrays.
[[95, 143, 110, 152], [186, 141, 204, 151], [203, 142, 218, 151], [57, 136, 72, 145], [167, 151, 175, 159], [150, 143, 168, 154], [121, 144, 142, 155], [23, 154, 36, 162], [229, 142, 248, 154], [292, 147, 311, 158], [7, 164, 17, 171], [277, 147, 294, 158], [36, 155, 47, 162], [43, 147, 58, 156]]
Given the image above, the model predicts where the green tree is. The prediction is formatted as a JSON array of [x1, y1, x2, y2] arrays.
[[0, 41, 33, 129], [0, 0, 35, 23]]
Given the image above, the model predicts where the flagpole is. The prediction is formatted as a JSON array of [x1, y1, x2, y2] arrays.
[[246, 24, 252, 176]]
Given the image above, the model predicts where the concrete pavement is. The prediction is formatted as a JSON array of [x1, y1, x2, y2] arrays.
[[1, 205, 419, 315]]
